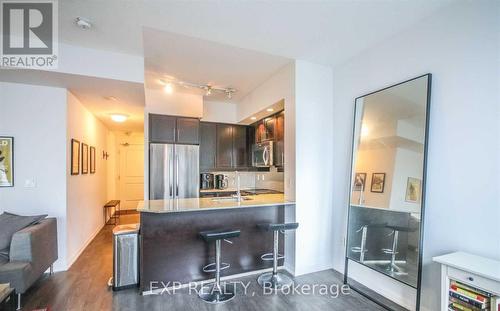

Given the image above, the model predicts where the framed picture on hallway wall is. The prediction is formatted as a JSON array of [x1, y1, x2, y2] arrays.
[[405, 177, 422, 203], [71, 139, 80, 175], [353, 173, 366, 191], [370, 173, 386, 193], [90, 146, 96, 174], [0, 136, 14, 187], [81, 143, 88, 174]]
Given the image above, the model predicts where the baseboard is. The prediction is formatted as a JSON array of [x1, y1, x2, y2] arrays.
[[65, 224, 104, 270]]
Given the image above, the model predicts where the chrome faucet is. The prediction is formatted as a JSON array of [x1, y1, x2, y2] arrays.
[[235, 171, 242, 202]]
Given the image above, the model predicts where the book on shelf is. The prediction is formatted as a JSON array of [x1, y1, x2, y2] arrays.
[[449, 296, 483, 311], [450, 290, 490, 309], [451, 281, 493, 299]]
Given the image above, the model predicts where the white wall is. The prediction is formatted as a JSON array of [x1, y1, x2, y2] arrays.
[[0, 82, 68, 270], [66, 92, 110, 268], [294, 60, 334, 275], [332, 2, 500, 310], [202, 100, 237, 123], [145, 88, 203, 118]]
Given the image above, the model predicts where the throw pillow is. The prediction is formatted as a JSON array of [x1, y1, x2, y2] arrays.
[[0, 212, 48, 253]]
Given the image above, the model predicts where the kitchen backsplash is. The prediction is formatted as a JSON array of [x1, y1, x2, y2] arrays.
[[206, 169, 284, 192]]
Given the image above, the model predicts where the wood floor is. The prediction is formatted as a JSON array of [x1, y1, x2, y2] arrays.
[[17, 214, 388, 311]]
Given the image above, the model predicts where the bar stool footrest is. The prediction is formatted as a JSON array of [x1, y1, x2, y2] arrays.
[[202, 262, 230, 273], [351, 247, 368, 253], [261, 253, 285, 261], [382, 248, 398, 255]]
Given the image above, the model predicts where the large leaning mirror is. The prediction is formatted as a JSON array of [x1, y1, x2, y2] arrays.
[[344, 74, 431, 310]]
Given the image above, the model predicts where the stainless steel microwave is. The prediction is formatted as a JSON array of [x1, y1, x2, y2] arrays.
[[252, 141, 273, 167]]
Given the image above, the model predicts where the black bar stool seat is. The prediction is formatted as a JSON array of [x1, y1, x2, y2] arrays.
[[257, 222, 298, 289], [198, 228, 240, 304], [199, 229, 241, 242]]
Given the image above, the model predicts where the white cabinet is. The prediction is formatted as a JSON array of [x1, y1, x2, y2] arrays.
[[433, 252, 500, 311]]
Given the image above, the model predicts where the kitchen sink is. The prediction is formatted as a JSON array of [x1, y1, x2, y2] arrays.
[[211, 196, 253, 202]]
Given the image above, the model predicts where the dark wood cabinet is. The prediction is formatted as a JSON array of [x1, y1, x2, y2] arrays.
[[176, 117, 199, 144], [274, 111, 285, 167], [232, 125, 248, 168], [216, 124, 234, 168], [200, 122, 250, 170], [254, 117, 275, 143], [149, 114, 199, 144], [199, 122, 216, 170], [149, 114, 176, 143]]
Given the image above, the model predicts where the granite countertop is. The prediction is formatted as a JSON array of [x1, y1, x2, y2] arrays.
[[137, 194, 294, 213]]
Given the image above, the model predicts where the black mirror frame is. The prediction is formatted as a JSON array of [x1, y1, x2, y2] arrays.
[[343, 73, 432, 311]]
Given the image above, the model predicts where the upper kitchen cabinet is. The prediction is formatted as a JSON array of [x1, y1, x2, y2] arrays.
[[200, 122, 217, 170], [176, 117, 200, 144], [274, 111, 285, 167], [216, 124, 234, 168], [200, 122, 251, 170], [232, 125, 249, 168], [254, 116, 276, 143], [149, 114, 176, 143], [149, 114, 200, 144]]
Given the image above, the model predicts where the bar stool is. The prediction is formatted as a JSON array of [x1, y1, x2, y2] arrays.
[[382, 225, 414, 275], [257, 222, 299, 289], [198, 228, 241, 303], [351, 225, 369, 263]]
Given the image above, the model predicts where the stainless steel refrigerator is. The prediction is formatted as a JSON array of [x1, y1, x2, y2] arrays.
[[149, 144, 199, 199]]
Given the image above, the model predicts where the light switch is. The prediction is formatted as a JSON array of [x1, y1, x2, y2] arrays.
[[24, 178, 36, 188]]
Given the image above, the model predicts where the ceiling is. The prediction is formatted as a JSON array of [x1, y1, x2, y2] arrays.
[[59, 0, 453, 66], [143, 28, 291, 102], [0, 70, 145, 131]]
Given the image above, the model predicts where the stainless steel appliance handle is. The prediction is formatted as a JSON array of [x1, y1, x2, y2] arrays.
[[176, 154, 179, 197], [263, 146, 269, 166], [170, 147, 174, 199]]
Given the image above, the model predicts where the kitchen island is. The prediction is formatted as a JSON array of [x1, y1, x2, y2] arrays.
[[137, 194, 295, 294]]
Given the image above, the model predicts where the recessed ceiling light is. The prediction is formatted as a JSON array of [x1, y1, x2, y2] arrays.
[[250, 116, 257, 120], [266, 108, 274, 112], [110, 114, 128, 123], [104, 96, 117, 101], [75, 17, 92, 30], [164, 83, 173, 94]]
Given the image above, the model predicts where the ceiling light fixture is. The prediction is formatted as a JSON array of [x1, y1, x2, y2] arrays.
[[164, 83, 173, 94], [205, 86, 212, 96], [266, 108, 274, 112], [110, 114, 128, 123], [250, 116, 257, 120], [159, 78, 236, 99], [75, 17, 92, 30]]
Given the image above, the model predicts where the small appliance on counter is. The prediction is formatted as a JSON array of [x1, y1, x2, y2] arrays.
[[200, 173, 214, 190], [215, 174, 228, 189]]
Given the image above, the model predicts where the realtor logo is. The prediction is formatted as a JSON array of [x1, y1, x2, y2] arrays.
[[1, 0, 58, 69]]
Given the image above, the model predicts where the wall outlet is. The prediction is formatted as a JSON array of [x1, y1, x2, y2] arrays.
[[24, 178, 36, 188]]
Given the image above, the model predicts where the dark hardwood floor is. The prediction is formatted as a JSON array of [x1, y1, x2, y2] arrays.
[[17, 214, 388, 311]]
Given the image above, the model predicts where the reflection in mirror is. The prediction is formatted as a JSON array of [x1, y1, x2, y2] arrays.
[[346, 74, 430, 292]]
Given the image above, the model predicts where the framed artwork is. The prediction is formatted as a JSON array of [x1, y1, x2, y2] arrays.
[[353, 173, 367, 191], [0, 137, 14, 187], [71, 139, 80, 175], [370, 173, 386, 193], [90, 146, 96, 174], [405, 177, 422, 203], [81, 143, 89, 174]]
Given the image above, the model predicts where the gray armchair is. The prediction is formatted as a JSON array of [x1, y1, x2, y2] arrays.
[[0, 218, 58, 309]]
